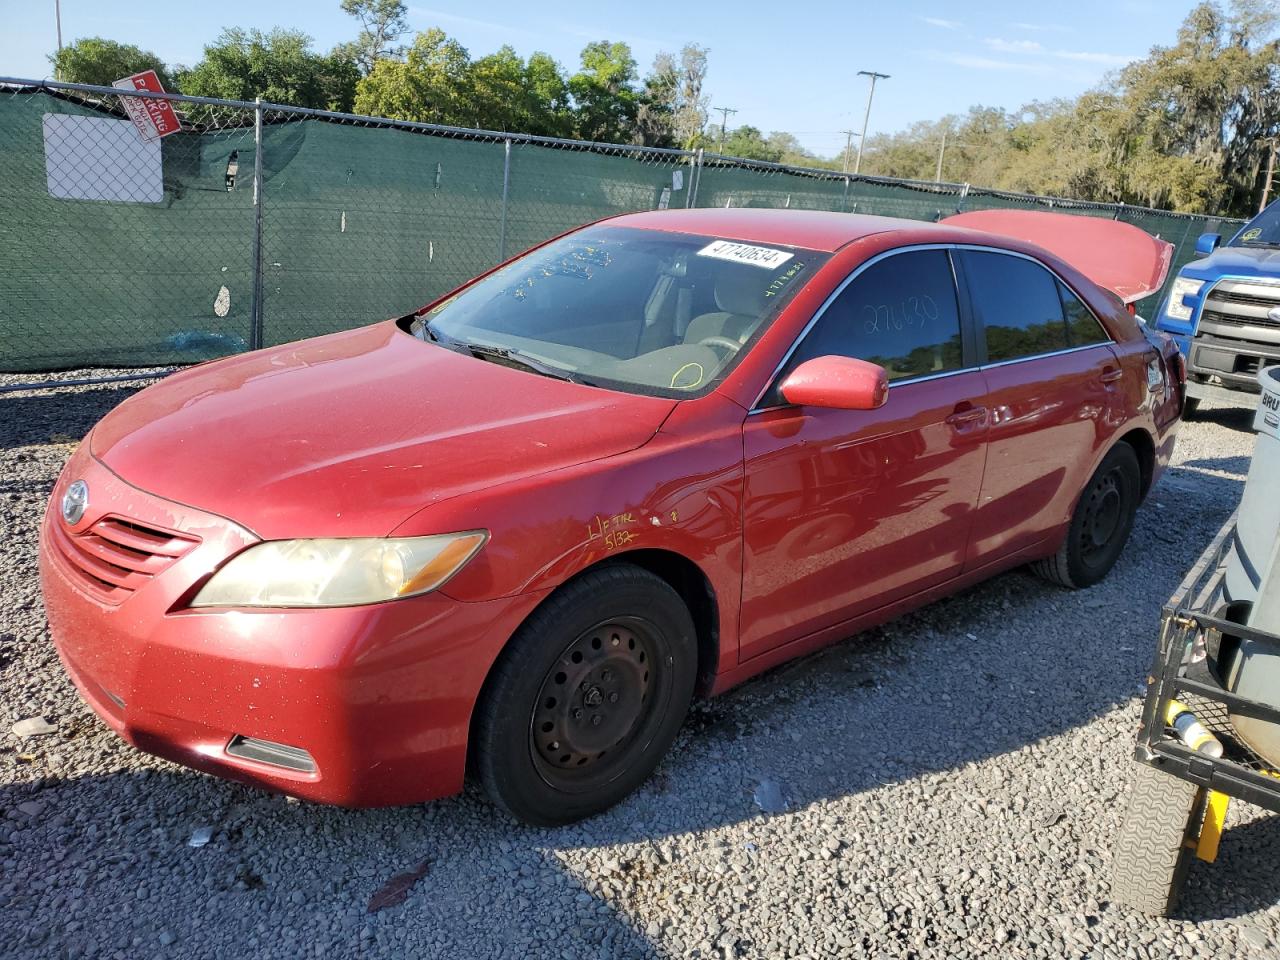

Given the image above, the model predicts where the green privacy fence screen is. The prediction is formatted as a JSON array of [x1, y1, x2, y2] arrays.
[[0, 78, 1245, 374]]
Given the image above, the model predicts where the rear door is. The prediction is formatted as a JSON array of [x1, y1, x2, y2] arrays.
[[738, 248, 989, 662], [955, 248, 1123, 569]]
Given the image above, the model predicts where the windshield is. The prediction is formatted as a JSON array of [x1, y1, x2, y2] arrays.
[[410, 225, 826, 397], [1232, 202, 1280, 247]]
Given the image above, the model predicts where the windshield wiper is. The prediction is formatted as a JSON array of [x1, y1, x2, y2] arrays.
[[464, 342, 595, 386], [416, 317, 475, 355]]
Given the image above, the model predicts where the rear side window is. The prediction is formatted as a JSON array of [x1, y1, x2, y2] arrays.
[[767, 249, 964, 404], [962, 251, 1071, 362], [1059, 283, 1110, 347]]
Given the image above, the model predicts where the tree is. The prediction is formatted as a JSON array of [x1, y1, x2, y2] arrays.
[[634, 44, 709, 148], [49, 37, 174, 88], [568, 41, 638, 142], [721, 125, 782, 162], [353, 28, 473, 125], [335, 0, 409, 74], [178, 28, 358, 110], [523, 52, 573, 136], [672, 44, 709, 149], [635, 52, 679, 147], [467, 45, 574, 135]]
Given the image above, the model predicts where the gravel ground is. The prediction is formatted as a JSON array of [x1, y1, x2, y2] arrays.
[[1, 372, 1278, 960]]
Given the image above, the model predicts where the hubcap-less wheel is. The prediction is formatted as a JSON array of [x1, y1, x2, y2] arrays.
[[1081, 471, 1123, 560], [532, 620, 655, 791], [473, 564, 697, 826], [1031, 442, 1140, 590]]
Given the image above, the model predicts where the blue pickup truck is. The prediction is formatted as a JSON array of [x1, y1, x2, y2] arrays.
[[1154, 203, 1280, 414]]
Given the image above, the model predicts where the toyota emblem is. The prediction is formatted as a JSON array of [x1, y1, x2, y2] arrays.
[[61, 480, 89, 525]]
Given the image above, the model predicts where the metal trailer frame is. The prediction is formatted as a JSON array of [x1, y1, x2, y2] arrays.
[[1135, 511, 1280, 814]]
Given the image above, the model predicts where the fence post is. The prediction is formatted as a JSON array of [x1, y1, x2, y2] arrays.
[[498, 138, 512, 262], [689, 148, 704, 208], [841, 175, 851, 213], [250, 97, 265, 351]]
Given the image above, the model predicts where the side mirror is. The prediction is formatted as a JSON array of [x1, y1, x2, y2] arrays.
[[779, 355, 888, 411], [1195, 232, 1221, 255]]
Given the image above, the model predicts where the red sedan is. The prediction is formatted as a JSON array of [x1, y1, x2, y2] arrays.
[[40, 209, 1183, 825]]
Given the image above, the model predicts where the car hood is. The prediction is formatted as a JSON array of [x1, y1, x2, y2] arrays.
[[90, 322, 677, 539], [1181, 245, 1280, 280]]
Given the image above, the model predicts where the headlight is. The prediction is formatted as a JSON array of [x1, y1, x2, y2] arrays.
[[1165, 277, 1204, 321], [191, 532, 487, 608]]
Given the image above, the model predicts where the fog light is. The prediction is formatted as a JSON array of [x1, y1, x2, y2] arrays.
[[226, 736, 316, 773]]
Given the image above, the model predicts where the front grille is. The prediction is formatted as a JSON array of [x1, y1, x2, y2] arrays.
[[49, 514, 198, 604], [1202, 279, 1280, 331]]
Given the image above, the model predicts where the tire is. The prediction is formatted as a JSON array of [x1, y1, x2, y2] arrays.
[[1111, 762, 1205, 916], [473, 564, 697, 826], [1033, 442, 1141, 589], [1183, 397, 1201, 419]]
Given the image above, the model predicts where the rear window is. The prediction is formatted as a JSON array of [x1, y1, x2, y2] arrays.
[[962, 251, 1070, 362]]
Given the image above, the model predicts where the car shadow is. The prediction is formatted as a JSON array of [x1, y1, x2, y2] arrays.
[[1181, 455, 1254, 476], [1179, 813, 1280, 922], [0, 387, 142, 451], [1189, 405, 1257, 434]]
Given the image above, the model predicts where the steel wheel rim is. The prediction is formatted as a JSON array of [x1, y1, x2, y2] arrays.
[[529, 617, 660, 792], [1081, 469, 1124, 561]]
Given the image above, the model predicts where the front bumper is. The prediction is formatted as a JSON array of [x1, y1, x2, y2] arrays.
[[39, 445, 542, 807], [1184, 331, 1280, 401]]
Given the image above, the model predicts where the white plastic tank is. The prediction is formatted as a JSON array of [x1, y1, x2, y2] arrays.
[[1223, 366, 1280, 766]]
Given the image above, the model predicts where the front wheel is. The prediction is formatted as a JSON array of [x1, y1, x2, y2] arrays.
[[1033, 442, 1141, 589], [472, 564, 697, 826]]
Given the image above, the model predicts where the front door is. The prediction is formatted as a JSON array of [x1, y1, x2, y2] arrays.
[[739, 248, 989, 662]]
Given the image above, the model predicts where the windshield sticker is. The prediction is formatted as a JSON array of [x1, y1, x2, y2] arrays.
[[697, 240, 794, 270], [763, 260, 807, 297], [1242, 227, 1262, 242]]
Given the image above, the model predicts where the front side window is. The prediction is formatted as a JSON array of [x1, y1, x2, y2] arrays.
[[765, 249, 965, 406], [961, 251, 1071, 362], [410, 226, 826, 398]]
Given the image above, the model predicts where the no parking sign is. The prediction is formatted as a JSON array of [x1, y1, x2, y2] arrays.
[[112, 69, 181, 142]]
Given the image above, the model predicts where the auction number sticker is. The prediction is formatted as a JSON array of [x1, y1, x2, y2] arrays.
[[697, 240, 794, 269]]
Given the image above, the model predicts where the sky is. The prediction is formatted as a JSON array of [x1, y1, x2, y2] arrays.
[[0, 0, 1205, 156]]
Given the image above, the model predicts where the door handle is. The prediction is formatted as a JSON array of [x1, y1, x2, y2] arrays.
[[945, 404, 988, 428], [1099, 367, 1124, 384]]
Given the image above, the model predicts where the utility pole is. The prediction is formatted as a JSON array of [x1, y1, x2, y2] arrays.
[[853, 70, 889, 175], [53, 0, 63, 77], [714, 106, 737, 153], [1263, 138, 1278, 213], [935, 129, 947, 182], [840, 130, 857, 174]]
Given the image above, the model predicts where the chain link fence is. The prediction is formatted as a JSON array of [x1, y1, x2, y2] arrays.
[[0, 77, 1245, 381]]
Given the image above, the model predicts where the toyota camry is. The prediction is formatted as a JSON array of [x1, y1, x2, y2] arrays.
[[40, 208, 1184, 824]]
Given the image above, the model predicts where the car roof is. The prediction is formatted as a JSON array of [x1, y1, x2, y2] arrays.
[[609, 208, 952, 252]]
